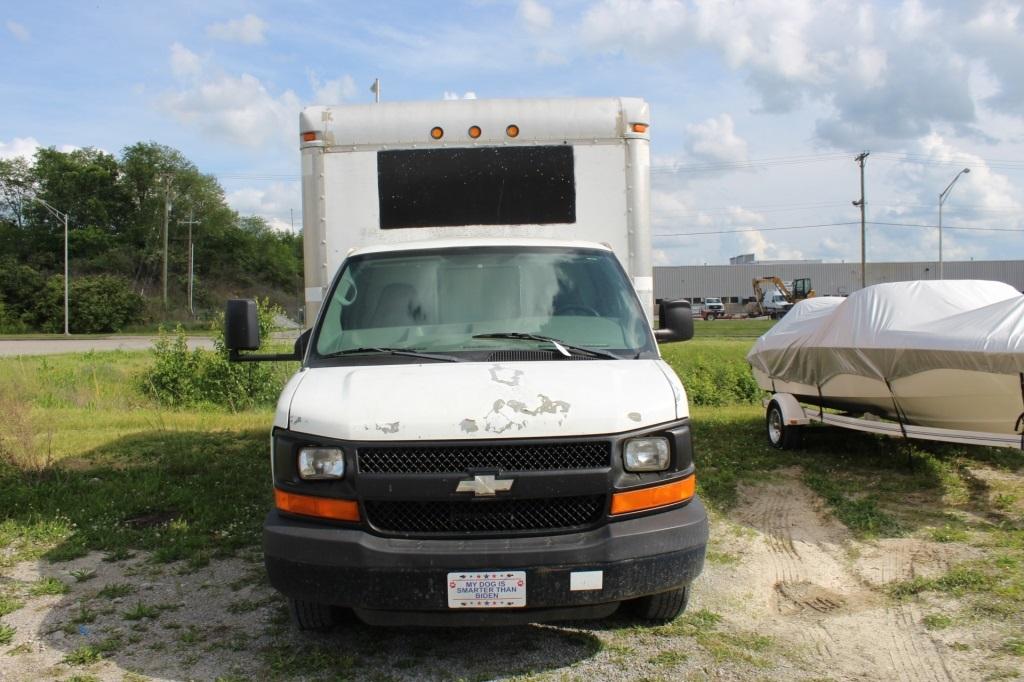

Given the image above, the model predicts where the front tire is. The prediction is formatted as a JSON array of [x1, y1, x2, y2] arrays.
[[628, 585, 690, 622], [706, 313, 716, 321], [767, 401, 802, 450], [289, 598, 337, 631]]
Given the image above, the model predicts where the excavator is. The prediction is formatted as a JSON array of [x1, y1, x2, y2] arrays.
[[752, 277, 815, 319]]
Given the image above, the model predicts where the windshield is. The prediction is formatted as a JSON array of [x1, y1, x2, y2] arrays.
[[313, 246, 654, 360], [706, 298, 721, 304]]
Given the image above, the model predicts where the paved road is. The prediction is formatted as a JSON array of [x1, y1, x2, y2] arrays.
[[0, 336, 217, 357]]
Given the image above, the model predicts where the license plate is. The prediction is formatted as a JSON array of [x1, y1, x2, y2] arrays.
[[447, 571, 526, 608]]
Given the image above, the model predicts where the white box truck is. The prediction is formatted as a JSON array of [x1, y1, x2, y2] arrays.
[[226, 97, 708, 629]]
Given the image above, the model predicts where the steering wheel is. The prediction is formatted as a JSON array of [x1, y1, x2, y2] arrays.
[[556, 304, 601, 317]]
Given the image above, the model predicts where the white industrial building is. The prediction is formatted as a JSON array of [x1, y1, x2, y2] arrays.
[[654, 259, 1024, 304]]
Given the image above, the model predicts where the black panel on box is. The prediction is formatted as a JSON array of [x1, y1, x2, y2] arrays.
[[377, 145, 576, 229]]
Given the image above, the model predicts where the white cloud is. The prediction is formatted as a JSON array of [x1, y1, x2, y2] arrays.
[[0, 136, 39, 161], [206, 14, 267, 45], [5, 19, 29, 42], [162, 70, 301, 149], [226, 181, 301, 232], [442, 91, 478, 100], [518, 0, 553, 33], [684, 114, 748, 164], [309, 73, 357, 104], [170, 42, 203, 79], [580, 0, 687, 55]]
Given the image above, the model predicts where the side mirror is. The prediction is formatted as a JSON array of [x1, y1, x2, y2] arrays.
[[655, 299, 694, 343], [294, 328, 311, 360], [225, 299, 260, 351]]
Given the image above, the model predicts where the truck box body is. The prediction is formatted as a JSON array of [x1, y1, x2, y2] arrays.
[[299, 97, 654, 322], [253, 97, 706, 628]]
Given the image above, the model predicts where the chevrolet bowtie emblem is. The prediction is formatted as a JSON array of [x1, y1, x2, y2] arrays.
[[455, 474, 514, 496]]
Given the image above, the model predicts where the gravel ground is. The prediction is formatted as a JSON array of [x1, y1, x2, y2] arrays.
[[1, 469, 1020, 681]]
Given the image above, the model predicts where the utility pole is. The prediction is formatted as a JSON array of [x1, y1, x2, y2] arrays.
[[290, 208, 295, 234], [178, 209, 200, 316], [161, 176, 174, 307], [852, 151, 869, 289]]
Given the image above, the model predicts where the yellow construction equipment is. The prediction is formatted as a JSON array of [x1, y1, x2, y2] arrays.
[[752, 277, 816, 319]]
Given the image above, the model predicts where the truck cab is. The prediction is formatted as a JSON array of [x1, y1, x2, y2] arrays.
[[228, 97, 708, 629]]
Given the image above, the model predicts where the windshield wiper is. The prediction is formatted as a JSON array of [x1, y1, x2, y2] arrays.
[[471, 333, 621, 360], [320, 347, 461, 362]]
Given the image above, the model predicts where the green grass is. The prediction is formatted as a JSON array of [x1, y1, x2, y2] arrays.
[[692, 318, 776, 339], [28, 576, 69, 596], [97, 583, 136, 599], [0, 594, 23, 616], [922, 613, 953, 630], [0, 623, 15, 645]]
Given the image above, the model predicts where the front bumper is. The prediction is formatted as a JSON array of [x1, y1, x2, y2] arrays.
[[264, 497, 708, 624]]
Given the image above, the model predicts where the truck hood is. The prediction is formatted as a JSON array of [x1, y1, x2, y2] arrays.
[[283, 360, 683, 441]]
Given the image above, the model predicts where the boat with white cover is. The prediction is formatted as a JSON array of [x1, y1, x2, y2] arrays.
[[747, 280, 1024, 449]]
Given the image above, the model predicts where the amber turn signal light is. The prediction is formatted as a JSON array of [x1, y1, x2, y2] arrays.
[[301, 131, 319, 142], [611, 475, 695, 515], [274, 488, 360, 522], [506, 124, 519, 138], [430, 126, 444, 140], [468, 125, 482, 139], [631, 123, 649, 133]]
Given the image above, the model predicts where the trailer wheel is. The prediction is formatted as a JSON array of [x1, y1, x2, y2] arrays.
[[767, 401, 802, 450], [289, 598, 337, 631], [628, 585, 690, 622]]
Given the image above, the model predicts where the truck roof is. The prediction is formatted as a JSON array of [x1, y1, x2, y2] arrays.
[[300, 97, 649, 148], [348, 237, 615, 257]]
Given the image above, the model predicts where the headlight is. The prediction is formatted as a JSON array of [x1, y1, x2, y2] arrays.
[[298, 447, 345, 480], [623, 437, 670, 472]]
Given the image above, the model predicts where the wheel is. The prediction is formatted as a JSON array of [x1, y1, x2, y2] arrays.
[[706, 313, 716, 321], [766, 401, 802, 450], [289, 597, 337, 631], [628, 585, 690, 622]]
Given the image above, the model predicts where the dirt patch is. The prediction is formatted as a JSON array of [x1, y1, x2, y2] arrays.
[[1, 467, 1020, 680]]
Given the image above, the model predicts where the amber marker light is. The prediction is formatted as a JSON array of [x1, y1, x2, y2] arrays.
[[611, 475, 695, 515], [275, 489, 360, 522], [430, 126, 444, 140], [301, 131, 319, 142], [631, 123, 649, 133], [506, 124, 520, 138], [468, 125, 482, 139]]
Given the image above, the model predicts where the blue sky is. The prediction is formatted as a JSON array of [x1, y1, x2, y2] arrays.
[[3, 0, 1024, 265]]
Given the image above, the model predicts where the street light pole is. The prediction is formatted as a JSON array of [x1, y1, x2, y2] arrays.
[[31, 197, 71, 336], [938, 167, 970, 279]]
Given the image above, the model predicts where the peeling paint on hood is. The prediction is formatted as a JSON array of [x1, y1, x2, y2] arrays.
[[286, 360, 679, 440]]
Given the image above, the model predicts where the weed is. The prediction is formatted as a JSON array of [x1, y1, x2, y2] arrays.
[[922, 614, 953, 630], [29, 576, 69, 596], [705, 550, 740, 566], [931, 526, 968, 543], [103, 548, 135, 562], [98, 583, 137, 599], [64, 644, 103, 665], [6, 642, 32, 656], [1003, 638, 1024, 656], [649, 649, 688, 666], [0, 383, 52, 471], [178, 625, 204, 644], [0, 623, 15, 645], [72, 606, 98, 625], [889, 567, 993, 598], [67, 676, 101, 682], [0, 595, 23, 617], [70, 568, 97, 582], [96, 635, 123, 654], [226, 598, 260, 614], [123, 601, 160, 621]]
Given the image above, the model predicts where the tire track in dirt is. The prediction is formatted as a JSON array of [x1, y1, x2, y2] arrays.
[[723, 468, 956, 681]]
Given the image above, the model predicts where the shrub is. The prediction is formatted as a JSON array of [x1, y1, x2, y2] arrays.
[[31, 275, 145, 333], [141, 298, 292, 410]]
